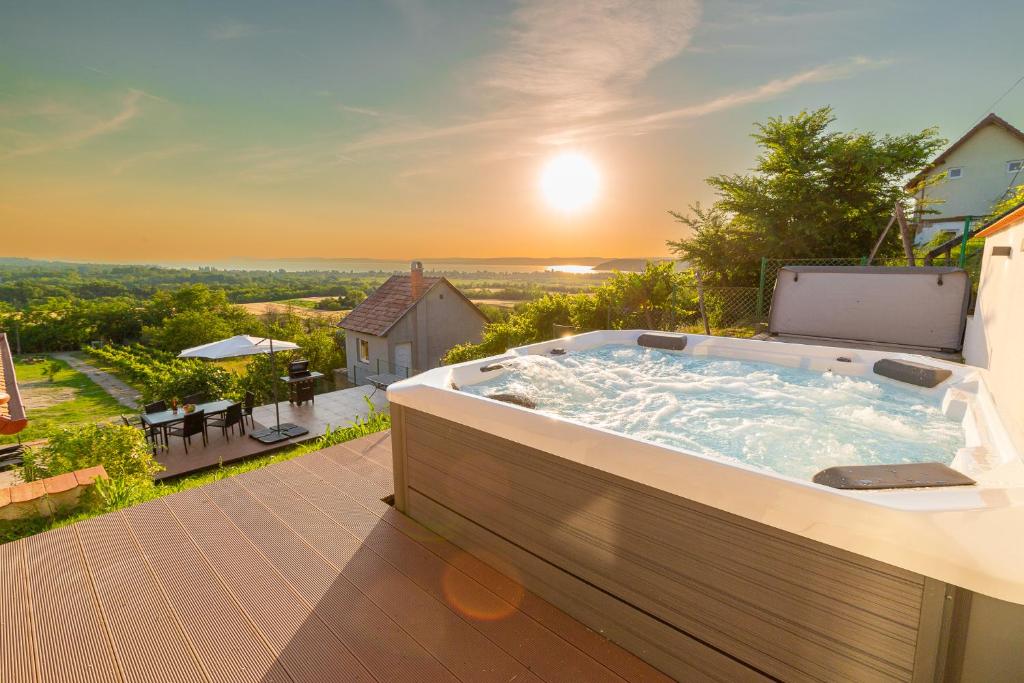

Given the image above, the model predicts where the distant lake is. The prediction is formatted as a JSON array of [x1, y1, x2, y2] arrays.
[[160, 258, 606, 274]]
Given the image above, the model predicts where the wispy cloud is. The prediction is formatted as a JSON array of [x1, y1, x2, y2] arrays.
[[342, 116, 520, 153], [0, 90, 152, 160], [336, 104, 389, 119], [340, 1, 701, 156], [341, 56, 886, 157], [111, 142, 206, 175], [538, 56, 889, 145], [230, 143, 353, 184], [208, 21, 269, 41], [482, 0, 701, 120]]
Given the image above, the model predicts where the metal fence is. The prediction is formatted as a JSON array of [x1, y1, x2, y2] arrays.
[[755, 257, 864, 321], [684, 286, 761, 331], [348, 358, 414, 387]]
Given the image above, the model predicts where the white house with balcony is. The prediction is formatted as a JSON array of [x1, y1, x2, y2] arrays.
[[907, 113, 1024, 245]]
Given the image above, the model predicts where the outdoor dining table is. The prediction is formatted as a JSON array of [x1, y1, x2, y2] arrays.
[[141, 399, 233, 430]]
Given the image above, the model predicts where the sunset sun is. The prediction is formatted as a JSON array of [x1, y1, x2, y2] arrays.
[[539, 152, 601, 213]]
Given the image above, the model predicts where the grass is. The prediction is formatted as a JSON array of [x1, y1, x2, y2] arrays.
[[0, 405, 391, 544], [679, 323, 759, 339], [0, 357, 127, 445], [70, 350, 146, 393], [277, 298, 318, 309]]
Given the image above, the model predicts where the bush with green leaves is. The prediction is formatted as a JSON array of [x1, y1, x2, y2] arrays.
[[20, 423, 163, 484], [444, 263, 694, 364], [83, 343, 238, 404]]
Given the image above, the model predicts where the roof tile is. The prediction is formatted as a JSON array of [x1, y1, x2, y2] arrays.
[[340, 275, 442, 336]]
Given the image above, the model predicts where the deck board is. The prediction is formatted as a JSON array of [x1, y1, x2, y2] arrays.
[[262, 460, 627, 683], [24, 526, 121, 683], [0, 541, 36, 683], [0, 431, 668, 683], [233, 466, 540, 683], [76, 514, 205, 682]]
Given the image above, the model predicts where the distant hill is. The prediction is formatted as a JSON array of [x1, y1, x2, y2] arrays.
[[591, 258, 674, 272]]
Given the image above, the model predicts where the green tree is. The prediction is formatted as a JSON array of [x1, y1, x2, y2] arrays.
[[142, 310, 235, 352], [668, 107, 945, 285], [46, 359, 62, 382], [987, 184, 1024, 222], [295, 327, 346, 376]]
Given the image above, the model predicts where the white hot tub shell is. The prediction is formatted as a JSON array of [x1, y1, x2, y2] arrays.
[[388, 331, 1024, 681]]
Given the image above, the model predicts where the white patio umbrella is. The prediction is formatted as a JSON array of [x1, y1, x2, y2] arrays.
[[178, 335, 304, 444], [178, 335, 299, 359]]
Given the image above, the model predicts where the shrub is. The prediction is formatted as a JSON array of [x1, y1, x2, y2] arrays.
[[83, 343, 237, 404], [235, 351, 292, 405], [21, 423, 163, 483], [146, 361, 236, 405], [443, 263, 695, 363], [46, 358, 62, 382]]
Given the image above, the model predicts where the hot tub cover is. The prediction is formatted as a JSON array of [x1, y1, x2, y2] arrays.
[[768, 266, 971, 351]]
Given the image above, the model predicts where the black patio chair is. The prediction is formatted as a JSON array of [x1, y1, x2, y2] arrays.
[[144, 400, 167, 414], [167, 410, 206, 454], [242, 391, 256, 429], [206, 402, 244, 441], [124, 414, 162, 453], [142, 401, 168, 449], [182, 392, 205, 406]]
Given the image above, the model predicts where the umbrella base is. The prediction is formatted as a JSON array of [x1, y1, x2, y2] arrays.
[[249, 423, 309, 444]]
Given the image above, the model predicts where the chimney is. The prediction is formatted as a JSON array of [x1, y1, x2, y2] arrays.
[[410, 260, 424, 298]]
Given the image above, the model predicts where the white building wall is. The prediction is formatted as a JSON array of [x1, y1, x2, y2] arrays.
[[917, 125, 1024, 223], [963, 216, 1024, 451], [345, 331, 389, 384]]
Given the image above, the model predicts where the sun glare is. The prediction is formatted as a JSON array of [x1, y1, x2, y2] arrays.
[[540, 152, 600, 213]]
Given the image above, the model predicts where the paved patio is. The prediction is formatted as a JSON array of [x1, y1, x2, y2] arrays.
[[154, 386, 388, 479], [0, 432, 667, 682], [251, 384, 387, 439]]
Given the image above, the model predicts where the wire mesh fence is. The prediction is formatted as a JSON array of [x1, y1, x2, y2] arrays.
[[756, 257, 864, 321], [680, 286, 761, 331]]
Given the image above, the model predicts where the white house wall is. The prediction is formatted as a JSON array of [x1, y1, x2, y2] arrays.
[[919, 125, 1024, 222], [345, 331, 390, 383], [964, 217, 1024, 451]]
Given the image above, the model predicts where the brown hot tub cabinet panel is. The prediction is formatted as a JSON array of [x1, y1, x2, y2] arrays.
[[390, 405, 977, 682]]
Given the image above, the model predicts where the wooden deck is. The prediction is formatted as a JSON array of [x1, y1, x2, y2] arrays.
[[0, 431, 669, 682], [154, 386, 388, 480]]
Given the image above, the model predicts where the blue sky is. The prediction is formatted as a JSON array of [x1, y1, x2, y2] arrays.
[[1, 0, 1023, 261]]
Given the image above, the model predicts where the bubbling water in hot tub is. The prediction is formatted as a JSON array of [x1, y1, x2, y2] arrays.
[[462, 344, 965, 480]]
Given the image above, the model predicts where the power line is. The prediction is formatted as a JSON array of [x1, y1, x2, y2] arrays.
[[969, 72, 1024, 128]]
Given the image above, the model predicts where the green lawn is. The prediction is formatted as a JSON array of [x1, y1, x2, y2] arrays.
[[0, 358, 127, 444]]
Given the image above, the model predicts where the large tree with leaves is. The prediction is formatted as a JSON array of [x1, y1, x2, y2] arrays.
[[668, 107, 945, 285]]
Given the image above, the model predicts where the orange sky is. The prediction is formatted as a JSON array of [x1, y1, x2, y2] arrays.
[[3, 2, 1023, 262]]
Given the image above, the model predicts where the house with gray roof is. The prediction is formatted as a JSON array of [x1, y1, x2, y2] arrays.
[[339, 262, 487, 385], [908, 112, 1024, 245]]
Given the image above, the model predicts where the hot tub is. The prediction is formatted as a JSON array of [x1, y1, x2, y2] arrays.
[[388, 331, 1024, 681]]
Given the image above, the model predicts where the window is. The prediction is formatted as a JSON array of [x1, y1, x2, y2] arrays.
[[357, 338, 369, 363], [946, 167, 963, 179], [1008, 160, 1023, 174]]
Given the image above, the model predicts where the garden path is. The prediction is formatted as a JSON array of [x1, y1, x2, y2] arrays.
[[52, 353, 141, 410]]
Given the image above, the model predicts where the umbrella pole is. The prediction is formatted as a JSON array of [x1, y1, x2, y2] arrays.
[[270, 338, 282, 433]]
